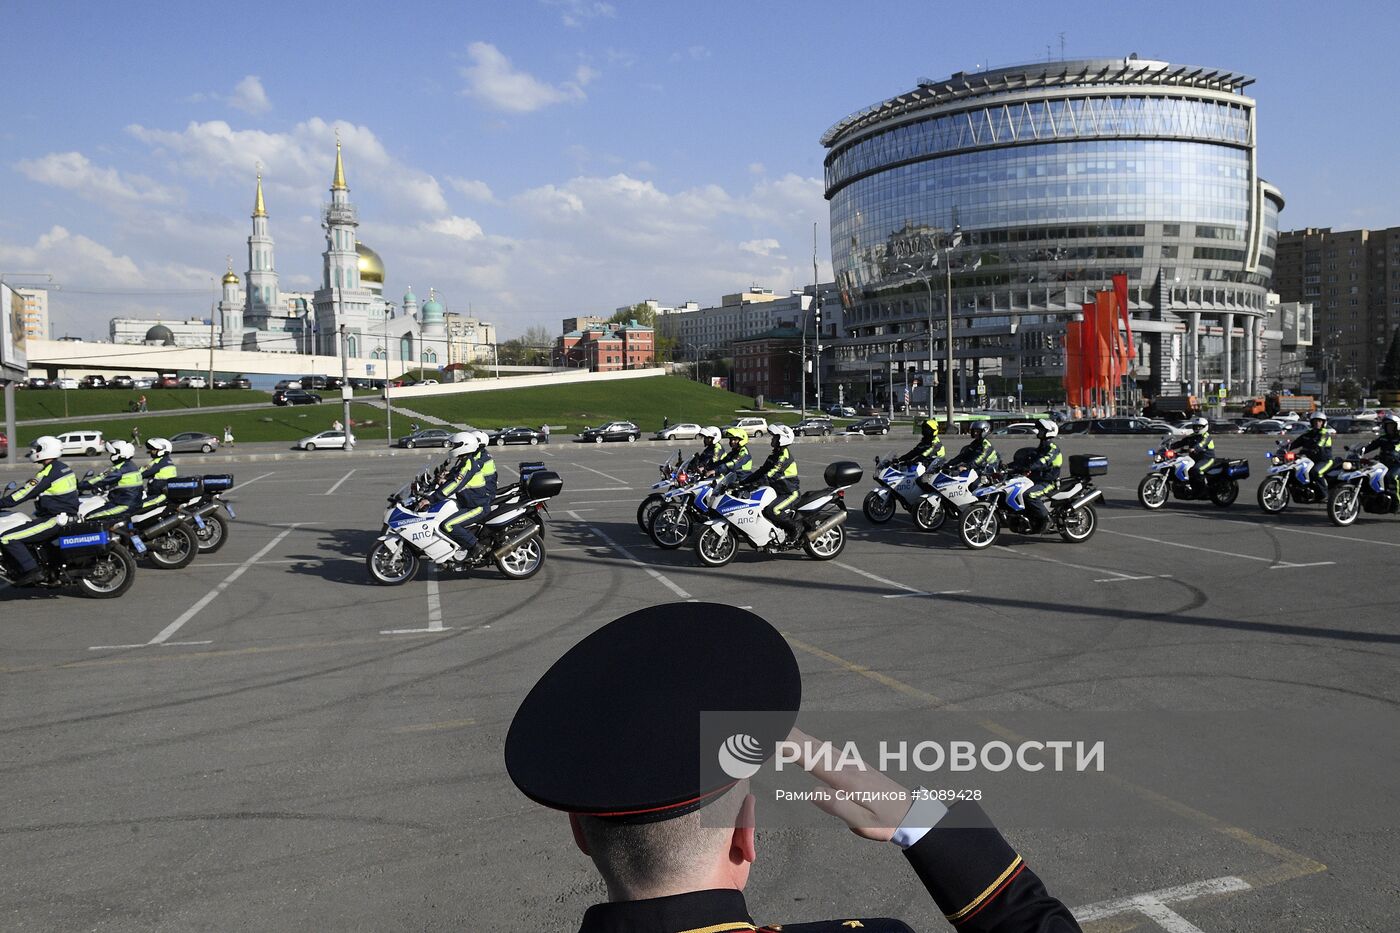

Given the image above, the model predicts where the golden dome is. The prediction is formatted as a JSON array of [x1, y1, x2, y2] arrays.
[[222, 269, 240, 285], [356, 241, 384, 285]]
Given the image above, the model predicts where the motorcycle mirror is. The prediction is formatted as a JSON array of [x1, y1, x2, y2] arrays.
[[84, 469, 95, 478], [3, 481, 16, 492]]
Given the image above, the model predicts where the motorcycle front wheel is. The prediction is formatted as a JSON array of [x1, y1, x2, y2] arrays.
[[1209, 479, 1239, 508], [862, 490, 896, 524], [75, 547, 137, 599], [1257, 475, 1290, 514], [694, 525, 738, 567], [1327, 485, 1360, 527], [648, 504, 691, 549], [147, 525, 198, 569], [913, 496, 946, 531], [1137, 473, 1169, 510], [802, 522, 845, 560], [367, 540, 419, 585], [637, 494, 664, 532], [1059, 504, 1097, 543], [958, 503, 999, 550]]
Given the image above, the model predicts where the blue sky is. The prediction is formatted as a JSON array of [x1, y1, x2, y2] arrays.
[[3, 0, 1395, 339]]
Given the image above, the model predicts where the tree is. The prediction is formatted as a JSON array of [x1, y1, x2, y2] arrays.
[[499, 324, 555, 365], [1377, 327, 1400, 390]]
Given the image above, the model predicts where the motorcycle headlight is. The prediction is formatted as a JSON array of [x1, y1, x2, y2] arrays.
[[1343, 461, 1354, 471]]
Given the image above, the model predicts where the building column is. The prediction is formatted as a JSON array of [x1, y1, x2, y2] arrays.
[[1222, 313, 1235, 394], [1243, 316, 1257, 396], [1189, 312, 1201, 397]]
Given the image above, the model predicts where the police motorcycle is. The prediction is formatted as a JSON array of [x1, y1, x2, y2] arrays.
[[638, 452, 690, 532], [77, 473, 200, 570], [164, 474, 236, 553], [367, 467, 564, 585], [691, 462, 863, 567], [957, 453, 1106, 550], [646, 472, 719, 549], [0, 484, 136, 598], [862, 456, 934, 524], [1325, 446, 1397, 526], [1256, 440, 1340, 514], [1137, 441, 1248, 509], [908, 464, 986, 532]]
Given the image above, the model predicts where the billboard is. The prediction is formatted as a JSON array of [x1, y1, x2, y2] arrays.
[[1, 283, 29, 376]]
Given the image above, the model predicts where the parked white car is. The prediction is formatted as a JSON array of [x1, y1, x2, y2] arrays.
[[55, 430, 105, 456], [296, 430, 355, 450], [656, 422, 703, 440], [726, 416, 769, 437], [55, 377, 79, 390]]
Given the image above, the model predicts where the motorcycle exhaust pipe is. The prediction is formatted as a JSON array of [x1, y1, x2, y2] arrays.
[[192, 500, 221, 517], [805, 510, 848, 540], [1070, 488, 1103, 510], [142, 513, 184, 536], [492, 524, 541, 559]]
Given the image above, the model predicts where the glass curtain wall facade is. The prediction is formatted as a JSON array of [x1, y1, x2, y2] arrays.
[[822, 57, 1284, 404]]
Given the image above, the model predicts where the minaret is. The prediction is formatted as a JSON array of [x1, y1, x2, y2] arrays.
[[244, 167, 280, 329], [218, 256, 243, 349], [313, 130, 368, 356]]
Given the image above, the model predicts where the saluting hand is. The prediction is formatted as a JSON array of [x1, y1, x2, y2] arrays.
[[789, 727, 913, 843]]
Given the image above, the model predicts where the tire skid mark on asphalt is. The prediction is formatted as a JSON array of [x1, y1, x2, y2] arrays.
[[990, 545, 1171, 584], [564, 510, 691, 600], [1098, 527, 1335, 570], [780, 635, 1326, 921]]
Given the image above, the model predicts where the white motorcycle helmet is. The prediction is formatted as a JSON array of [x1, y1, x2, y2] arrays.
[[1035, 418, 1059, 439], [1189, 416, 1209, 433], [1382, 413, 1400, 434], [1309, 411, 1328, 425], [473, 430, 492, 450], [146, 437, 173, 456], [770, 423, 795, 447], [29, 435, 62, 462], [449, 431, 480, 457], [698, 426, 721, 445], [105, 440, 136, 462]]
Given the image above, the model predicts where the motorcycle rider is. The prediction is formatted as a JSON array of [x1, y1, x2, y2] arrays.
[[0, 436, 80, 586], [684, 426, 722, 474], [139, 437, 177, 510], [892, 416, 946, 470], [735, 423, 801, 541], [435, 431, 498, 561], [82, 441, 145, 521], [1289, 411, 1335, 498], [709, 427, 754, 479], [1021, 418, 1064, 526], [1359, 413, 1400, 508], [1170, 416, 1216, 490], [942, 419, 1000, 474]]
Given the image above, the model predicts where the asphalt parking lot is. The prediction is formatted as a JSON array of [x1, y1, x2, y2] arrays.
[[2, 432, 1397, 931]]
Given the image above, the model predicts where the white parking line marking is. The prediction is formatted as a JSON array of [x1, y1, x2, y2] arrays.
[[566, 510, 691, 599], [1208, 515, 1400, 549], [324, 469, 356, 496], [881, 589, 970, 599], [569, 462, 629, 485], [833, 560, 924, 595], [571, 487, 633, 492], [992, 545, 1162, 583], [381, 572, 451, 635], [234, 471, 276, 488], [138, 523, 303, 649], [1099, 528, 1334, 569], [1075, 875, 1251, 931]]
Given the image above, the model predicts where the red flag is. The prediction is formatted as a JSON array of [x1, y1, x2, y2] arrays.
[[1080, 302, 1098, 394], [1096, 291, 1117, 392], [1112, 273, 1133, 374]]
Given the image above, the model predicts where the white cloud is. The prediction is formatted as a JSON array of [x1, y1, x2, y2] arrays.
[[229, 75, 271, 115], [126, 117, 447, 215], [426, 216, 485, 240], [740, 238, 781, 257], [542, 0, 616, 28], [459, 42, 589, 113], [448, 177, 495, 202], [16, 152, 181, 205]]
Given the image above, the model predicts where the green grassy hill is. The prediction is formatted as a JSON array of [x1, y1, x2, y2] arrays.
[[394, 376, 760, 434], [15, 388, 270, 420]]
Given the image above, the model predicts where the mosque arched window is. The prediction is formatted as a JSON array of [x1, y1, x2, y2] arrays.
[[400, 335, 413, 362], [346, 335, 358, 358]]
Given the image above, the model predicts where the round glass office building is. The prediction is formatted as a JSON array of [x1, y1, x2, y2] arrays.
[[822, 56, 1284, 401]]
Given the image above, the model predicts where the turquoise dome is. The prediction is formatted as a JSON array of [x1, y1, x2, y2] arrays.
[[403, 287, 417, 305], [420, 296, 444, 321]]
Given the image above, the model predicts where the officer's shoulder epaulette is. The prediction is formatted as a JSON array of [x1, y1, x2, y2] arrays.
[[758, 919, 916, 932]]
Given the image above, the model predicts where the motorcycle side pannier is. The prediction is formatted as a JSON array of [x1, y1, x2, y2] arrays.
[[517, 461, 548, 481], [1224, 459, 1250, 479], [1069, 454, 1109, 478], [201, 473, 235, 492], [54, 523, 112, 557], [525, 470, 564, 499], [165, 476, 204, 501], [824, 461, 864, 488]]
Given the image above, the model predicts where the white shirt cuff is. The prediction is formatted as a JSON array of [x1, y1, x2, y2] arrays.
[[890, 791, 949, 849]]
